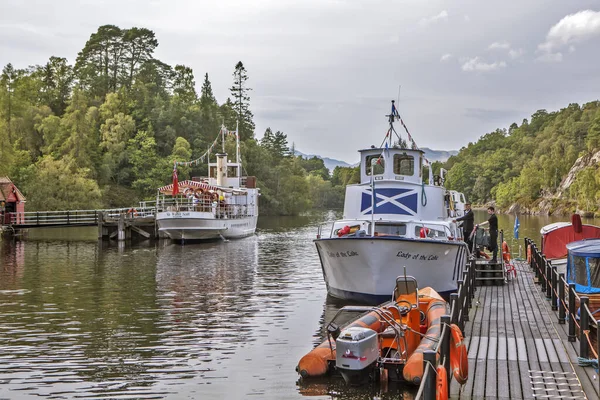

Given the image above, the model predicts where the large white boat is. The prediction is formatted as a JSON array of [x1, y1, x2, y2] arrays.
[[155, 125, 259, 241], [315, 101, 469, 303]]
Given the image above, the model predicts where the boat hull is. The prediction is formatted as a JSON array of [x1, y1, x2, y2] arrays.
[[315, 237, 468, 303], [156, 211, 257, 240]]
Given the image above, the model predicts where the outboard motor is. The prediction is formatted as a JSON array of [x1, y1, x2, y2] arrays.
[[335, 327, 379, 385]]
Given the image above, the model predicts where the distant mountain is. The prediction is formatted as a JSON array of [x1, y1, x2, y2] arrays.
[[421, 148, 458, 163], [294, 150, 352, 171], [294, 148, 457, 171]]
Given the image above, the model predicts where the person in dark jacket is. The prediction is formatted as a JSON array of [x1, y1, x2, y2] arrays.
[[478, 206, 498, 262], [453, 203, 474, 251]]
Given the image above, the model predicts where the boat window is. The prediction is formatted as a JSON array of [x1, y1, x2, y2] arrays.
[[394, 154, 414, 176], [375, 224, 407, 236], [573, 256, 589, 286], [589, 257, 600, 287], [227, 166, 238, 176], [365, 155, 385, 176], [419, 156, 422, 178], [415, 226, 447, 239], [209, 166, 217, 178], [334, 224, 363, 237]]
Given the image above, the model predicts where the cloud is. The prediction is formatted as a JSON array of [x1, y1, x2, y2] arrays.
[[508, 48, 525, 59], [419, 10, 448, 26], [461, 57, 507, 72], [488, 41, 510, 50], [464, 15, 471, 22], [440, 53, 452, 62], [537, 52, 563, 63], [538, 10, 600, 54]]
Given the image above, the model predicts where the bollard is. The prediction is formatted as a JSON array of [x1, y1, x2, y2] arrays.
[[441, 315, 451, 386], [580, 297, 590, 358], [423, 350, 436, 400], [568, 284, 576, 342], [558, 273, 566, 324]]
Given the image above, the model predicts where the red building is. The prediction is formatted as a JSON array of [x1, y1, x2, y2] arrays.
[[0, 177, 26, 225]]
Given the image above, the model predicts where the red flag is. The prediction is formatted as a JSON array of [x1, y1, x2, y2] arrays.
[[172, 163, 179, 196]]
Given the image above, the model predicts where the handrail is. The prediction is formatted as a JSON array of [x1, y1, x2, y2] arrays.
[[525, 237, 600, 390], [415, 254, 475, 399]]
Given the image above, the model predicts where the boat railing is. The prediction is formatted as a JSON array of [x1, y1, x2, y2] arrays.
[[415, 255, 477, 399], [525, 238, 600, 383], [156, 198, 255, 219]]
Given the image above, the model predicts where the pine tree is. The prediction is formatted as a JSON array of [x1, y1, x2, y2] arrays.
[[229, 61, 255, 140], [200, 73, 216, 107]]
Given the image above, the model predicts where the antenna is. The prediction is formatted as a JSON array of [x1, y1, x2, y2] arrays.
[[397, 85, 401, 106]]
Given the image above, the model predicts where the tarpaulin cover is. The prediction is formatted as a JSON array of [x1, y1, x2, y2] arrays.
[[541, 224, 600, 259], [566, 240, 600, 293]]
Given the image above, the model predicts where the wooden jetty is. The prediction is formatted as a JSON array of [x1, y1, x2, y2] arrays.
[[414, 238, 600, 399], [1, 207, 160, 241]]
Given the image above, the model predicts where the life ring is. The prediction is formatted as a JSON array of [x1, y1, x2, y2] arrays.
[[183, 187, 192, 197], [194, 188, 204, 198], [502, 241, 511, 263], [450, 323, 468, 384], [527, 245, 532, 263], [436, 365, 449, 400], [127, 208, 138, 217]]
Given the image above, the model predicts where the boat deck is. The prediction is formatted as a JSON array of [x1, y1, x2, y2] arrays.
[[451, 259, 599, 400]]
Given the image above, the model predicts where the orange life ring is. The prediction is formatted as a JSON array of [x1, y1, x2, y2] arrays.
[[502, 241, 511, 263], [127, 208, 138, 217], [450, 323, 468, 385], [436, 365, 449, 400], [527, 245, 532, 263]]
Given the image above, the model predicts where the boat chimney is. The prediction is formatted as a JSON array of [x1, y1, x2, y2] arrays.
[[216, 153, 227, 187]]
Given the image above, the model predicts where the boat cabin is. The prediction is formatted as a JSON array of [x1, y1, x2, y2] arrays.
[[566, 239, 600, 295], [360, 148, 425, 185], [0, 177, 26, 225]]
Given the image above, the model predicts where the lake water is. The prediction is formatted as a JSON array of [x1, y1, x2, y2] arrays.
[[0, 211, 595, 399]]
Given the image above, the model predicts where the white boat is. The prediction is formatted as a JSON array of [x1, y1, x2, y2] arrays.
[[315, 101, 469, 303], [155, 124, 259, 241]]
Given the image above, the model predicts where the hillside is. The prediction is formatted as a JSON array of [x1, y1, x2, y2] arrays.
[[442, 101, 600, 215]]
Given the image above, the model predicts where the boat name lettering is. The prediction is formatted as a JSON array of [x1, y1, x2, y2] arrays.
[[166, 212, 191, 217], [396, 251, 439, 261], [327, 250, 359, 258], [231, 223, 249, 228]]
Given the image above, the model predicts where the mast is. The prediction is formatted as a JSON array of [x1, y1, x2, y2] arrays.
[[221, 124, 226, 153]]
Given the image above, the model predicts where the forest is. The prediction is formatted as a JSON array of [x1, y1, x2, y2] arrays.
[[0, 25, 359, 215], [443, 101, 600, 214]]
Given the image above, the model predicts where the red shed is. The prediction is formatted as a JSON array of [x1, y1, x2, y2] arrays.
[[0, 177, 26, 224]]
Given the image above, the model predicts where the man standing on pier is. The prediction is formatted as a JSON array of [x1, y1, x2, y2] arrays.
[[478, 206, 498, 262], [453, 202, 474, 252]]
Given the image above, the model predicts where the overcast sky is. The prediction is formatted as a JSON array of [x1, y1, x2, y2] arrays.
[[2, 0, 600, 163]]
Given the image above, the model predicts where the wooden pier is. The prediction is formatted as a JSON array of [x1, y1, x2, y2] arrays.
[[1, 208, 159, 241]]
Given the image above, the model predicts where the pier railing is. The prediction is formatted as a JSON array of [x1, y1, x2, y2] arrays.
[[525, 238, 600, 394], [416, 253, 476, 400], [3, 206, 158, 227]]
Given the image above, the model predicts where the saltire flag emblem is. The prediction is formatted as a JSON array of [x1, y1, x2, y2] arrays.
[[361, 188, 418, 215], [172, 162, 179, 196]]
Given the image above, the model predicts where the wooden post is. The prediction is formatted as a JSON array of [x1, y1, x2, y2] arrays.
[[580, 296, 590, 358], [470, 257, 476, 300], [551, 266, 558, 310], [568, 284, 576, 342], [540, 254, 546, 292], [118, 213, 125, 241], [423, 350, 436, 400], [545, 260, 552, 299], [450, 293, 458, 326], [558, 273, 566, 324], [461, 274, 469, 322], [97, 211, 104, 239], [441, 315, 451, 386]]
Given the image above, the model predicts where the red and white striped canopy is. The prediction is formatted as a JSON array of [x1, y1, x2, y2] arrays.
[[158, 180, 246, 195]]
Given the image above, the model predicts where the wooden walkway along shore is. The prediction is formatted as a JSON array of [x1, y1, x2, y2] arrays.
[[450, 259, 599, 399]]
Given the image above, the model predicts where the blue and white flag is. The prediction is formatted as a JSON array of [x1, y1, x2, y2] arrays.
[[514, 215, 520, 240]]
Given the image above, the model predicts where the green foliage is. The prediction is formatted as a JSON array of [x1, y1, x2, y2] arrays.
[[0, 24, 353, 215], [444, 101, 600, 210]]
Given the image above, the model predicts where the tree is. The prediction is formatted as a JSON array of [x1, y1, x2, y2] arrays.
[[0, 63, 18, 141], [122, 27, 158, 88], [200, 73, 216, 107], [37, 56, 74, 116], [229, 61, 255, 140], [172, 65, 197, 103]]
